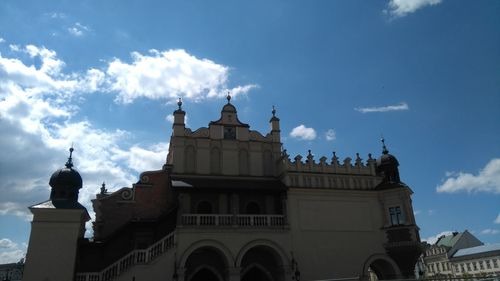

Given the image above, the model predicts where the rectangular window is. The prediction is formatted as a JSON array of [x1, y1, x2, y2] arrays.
[[461, 264, 465, 273], [466, 263, 471, 271], [389, 206, 403, 225], [486, 260, 491, 269], [473, 262, 478, 271], [479, 261, 484, 270], [493, 259, 499, 268]]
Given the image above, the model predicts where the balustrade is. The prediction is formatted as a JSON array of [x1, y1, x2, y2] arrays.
[[181, 214, 285, 227]]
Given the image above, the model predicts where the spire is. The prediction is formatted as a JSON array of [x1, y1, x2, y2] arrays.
[[226, 91, 231, 104], [272, 105, 276, 117], [100, 182, 107, 195], [381, 137, 389, 155], [177, 97, 183, 110], [65, 146, 74, 168]]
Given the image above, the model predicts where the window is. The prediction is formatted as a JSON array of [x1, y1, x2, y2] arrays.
[[466, 263, 471, 271], [389, 206, 403, 225], [473, 262, 477, 271], [493, 259, 498, 268], [486, 260, 491, 269], [224, 126, 236, 139], [479, 261, 484, 270], [460, 264, 465, 273]]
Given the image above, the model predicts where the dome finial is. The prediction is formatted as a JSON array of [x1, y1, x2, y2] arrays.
[[272, 105, 276, 117], [177, 97, 183, 110], [381, 137, 389, 155], [226, 91, 231, 104], [65, 145, 74, 168]]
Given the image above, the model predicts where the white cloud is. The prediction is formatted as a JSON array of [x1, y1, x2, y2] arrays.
[[68, 22, 89, 37], [0, 44, 164, 225], [325, 129, 336, 141], [414, 210, 421, 216], [423, 231, 453, 244], [495, 213, 500, 224], [480, 229, 500, 235], [436, 158, 500, 194], [106, 49, 256, 103], [290, 125, 317, 141], [0, 238, 16, 249], [0, 38, 5, 43], [166, 114, 175, 123], [385, 0, 442, 18], [355, 102, 409, 113]]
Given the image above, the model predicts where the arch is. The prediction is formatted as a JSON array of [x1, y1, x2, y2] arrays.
[[235, 239, 290, 268], [180, 239, 235, 268], [245, 201, 261, 214], [196, 200, 213, 214], [188, 265, 224, 281], [211, 147, 222, 174], [361, 253, 402, 280], [185, 146, 196, 173], [241, 263, 274, 281]]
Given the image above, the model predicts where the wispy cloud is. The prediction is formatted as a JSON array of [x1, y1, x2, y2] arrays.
[[290, 125, 317, 141], [0, 38, 5, 43], [436, 158, 500, 194], [325, 129, 336, 141], [495, 213, 500, 224], [384, 0, 443, 18], [480, 229, 500, 235], [355, 102, 409, 113], [0, 238, 25, 263], [68, 22, 90, 37]]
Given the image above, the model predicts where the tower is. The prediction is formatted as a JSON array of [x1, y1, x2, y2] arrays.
[[23, 148, 90, 281]]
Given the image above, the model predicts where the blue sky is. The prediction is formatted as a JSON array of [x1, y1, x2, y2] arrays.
[[0, 0, 499, 263]]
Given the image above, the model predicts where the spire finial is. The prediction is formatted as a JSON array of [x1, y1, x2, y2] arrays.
[[272, 105, 276, 117], [381, 137, 389, 154], [65, 145, 74, 168], [177, 97, 182, 110], [226, 91, 231, 104], [100, 181, 107, 194]]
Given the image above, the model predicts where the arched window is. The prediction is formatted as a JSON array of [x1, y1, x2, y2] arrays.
[[245, 202, 261, 214], [210, 147, 221, 174], [197, 201, 213, 214]]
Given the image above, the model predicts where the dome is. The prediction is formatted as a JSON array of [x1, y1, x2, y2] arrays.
[[49, 166, 82, 190], [222, 103, 237, 113], [49, 147, 82, 191], [376, 152, 399, 167]]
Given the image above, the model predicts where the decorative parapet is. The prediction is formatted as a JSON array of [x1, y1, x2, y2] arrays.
[[278, 150, 382, 190]]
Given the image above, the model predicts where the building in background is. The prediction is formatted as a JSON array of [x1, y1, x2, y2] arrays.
[[0, 260, 24, 281], [450, 244, 500, 279], [23, 96, 422, 281], [423, 230, 483, 277]]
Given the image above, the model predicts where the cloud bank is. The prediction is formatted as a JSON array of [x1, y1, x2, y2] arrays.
[[436, 158, 500, 194]]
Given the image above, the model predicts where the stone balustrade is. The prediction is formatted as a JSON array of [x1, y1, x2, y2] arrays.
[[180, 214, 286, 227]]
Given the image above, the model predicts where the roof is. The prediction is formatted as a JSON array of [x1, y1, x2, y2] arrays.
[[453, 243, 500, 258], [436, 232, 463, 247], [171, 176, 286, 191]]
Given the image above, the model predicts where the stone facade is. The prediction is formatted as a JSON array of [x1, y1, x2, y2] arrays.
[[24, 97, 422, 281]]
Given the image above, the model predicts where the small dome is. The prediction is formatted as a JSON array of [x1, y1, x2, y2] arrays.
[[49, 167, 82, 190], [222, 103, 237, 113], [377, 152, 399, 167]]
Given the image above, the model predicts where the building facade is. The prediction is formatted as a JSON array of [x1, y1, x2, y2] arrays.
[[23, 97, 422, 281], [423, 231, 483, 277], [0, 260, 24, 281], [450, 244, 500, 279]]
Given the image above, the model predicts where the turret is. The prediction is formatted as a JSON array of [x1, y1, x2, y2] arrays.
[[23, 147, 90, 281], [173, 98, 186, 136], [376, 138, 401, 183], [270, 105, 281, 142]]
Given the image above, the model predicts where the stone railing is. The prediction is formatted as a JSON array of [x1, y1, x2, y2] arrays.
[[75, 232, 175, 281], [181, 214, 286, 227]]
